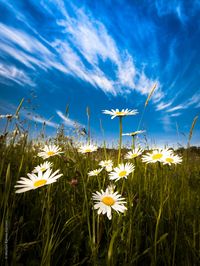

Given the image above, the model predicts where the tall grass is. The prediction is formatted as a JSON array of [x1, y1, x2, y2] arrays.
[[0, 107, 200, 265]]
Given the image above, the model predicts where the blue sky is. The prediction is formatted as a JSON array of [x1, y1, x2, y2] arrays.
[[0, 0, 200, 147]]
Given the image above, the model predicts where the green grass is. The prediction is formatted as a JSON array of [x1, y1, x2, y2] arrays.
[[1, 130, 200, 266]]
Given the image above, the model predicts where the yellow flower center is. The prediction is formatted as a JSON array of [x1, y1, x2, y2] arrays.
[[166, 157, 174, 163], [85, 149, 92, 153], [131, 132, 137, 136], [152, 153, 163, 160], [47, 151, 55, 156], [116, 111, 125, 116], [119, 170, 127, 177], [102, 196, 115, 206], [34, 179, 47, 187], [131, 154, 137, 158]]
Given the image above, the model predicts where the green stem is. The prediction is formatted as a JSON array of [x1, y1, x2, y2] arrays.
[[132, 136, 135, 150], [87, 107, 90, 144], [118, 117, 123, 164], [3, 118, 10, 135]]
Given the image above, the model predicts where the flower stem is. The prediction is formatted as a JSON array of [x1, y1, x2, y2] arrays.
[[118, 117, 123, 164], [132, 136, 135, 149]]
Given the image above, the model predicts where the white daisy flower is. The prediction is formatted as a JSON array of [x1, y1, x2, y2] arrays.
[[109, 162, 135, 182], [0, 114, 14, 119], [142, 148, 172, 164], [122, 130, 145, 136], [92, 187, 127, 220], [107, 184, 116, 193], [88, 168, 102, 177], [32, 161, 53, 173], [78, 144, 98, 154], [105, 165, 113, 172], [38, 144, 63, 159], [161, 153, 182, 165], [99, 160, 113, 172], [15, 169, 63, 193], [125, 148, 143, 159], [102, 108, 138, 119]]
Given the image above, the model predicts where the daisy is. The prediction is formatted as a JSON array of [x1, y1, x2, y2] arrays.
[[99, 160, 113, 172], [92, 187, 127, 220], [0, 114, 13, 119], [109, 162, 135, 182], [161, 153, 182, 165], [102, 108, 138, 119], [32, 161, 53, 173], [142, 148, 172, 164], [125, 148, 143, 159], [122, 130, 145, 136], [88, 168, 102, 177], [106, 184, 116, 193], [38, 144, 63, 159], [15, 169, 63, 193], [78, 144, 98, 154], [105, 166, 113, 172]]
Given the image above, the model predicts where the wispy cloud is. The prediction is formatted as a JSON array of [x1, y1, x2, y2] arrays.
[[0, 99, 59, 128], [28, 115, 59, 128], [52, 41, 115, 94], [187, 91, 200, 107], [0, 22, 50, 55], [170, 113, 182, 117], [166, 104, 185, 113], [155, 0, 188, 24], [54, 6, 160, 98], [156, 100, 174, 111], [0, 63, 35, 86], [56, 110, 84, 128], [0, 1, 160, 100], [0, 23, 68, 73], [166, 90, 200, 112], [20, 109, 59, 129], [160, 114, 172, 132]]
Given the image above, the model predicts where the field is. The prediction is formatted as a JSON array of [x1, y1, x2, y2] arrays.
[[0, 111, 200, 266]]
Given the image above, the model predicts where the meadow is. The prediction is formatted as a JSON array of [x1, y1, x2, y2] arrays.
[[0, 104, 200, 266]]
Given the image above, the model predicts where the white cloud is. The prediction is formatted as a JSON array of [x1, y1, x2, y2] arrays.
[[29, 116, 59, 128], [53, 4, 159, 97], [0, 23, 68, 73], [135, 73, 162, 102], [156, 100, 173, 111], [0, 2, 161, 101], [117, 53, 136, 89], [187, 91, 200, 107], [170, 113, 182, 117], [56, 110, 84, 128], [0, 23, 51, 55], [53, 41, 116, 94], [155, 0, 188, 24], [167, 105, 185, 113], [166, 90, 200, 112], [0, 99, 58, 128], [0, 63, 35, 86], [20, 110, 59, 128], [160, 114, 172, 132], [57, 10, 119, 64]]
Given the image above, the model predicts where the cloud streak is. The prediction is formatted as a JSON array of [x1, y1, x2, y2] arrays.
[[54, 6, 160, 98], [0, 63, 35, 86], [0, 1, 160, 101], [56, 110, 84, 128], [166, 90, 200, 113], [28, 115, 59, 128]]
